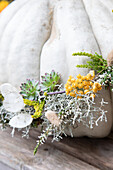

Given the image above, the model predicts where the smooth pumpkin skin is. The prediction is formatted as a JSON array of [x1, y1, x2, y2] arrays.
[[0, 0, 113, 137], [0, 0, 51, 86], [83, 0, 113, 58], [40, 0, 100, 84], [0, 0, 113, 86]]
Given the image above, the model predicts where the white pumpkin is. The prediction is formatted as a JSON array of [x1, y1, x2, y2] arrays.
[[0, 0, 113, 137], [0, 0, 52, 87], [0, 0, 113, 86]]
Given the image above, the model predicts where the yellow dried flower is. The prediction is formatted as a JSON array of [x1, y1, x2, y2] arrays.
[[74, 89, 78, 93], [84, 90, 89, 94], [67, 80, 71, 85], [84, 85, 90, 90], [72, 83, 76, 88], [83, 81, 87, 86], [24, 99, 45, 119], [81, 76, 86, 80], [77, 74, 81, 79], [92, 87, 98, 93], [90, 94, 96, 99], [90, 82, 94, 86], [68, 86, 73, 91], [89, 70, 95, 79], [78, 91, 84, 95], [44, 92, 47, 96], [0, 94, 4, 101], [71, 78, 76, 83], [69, 92, 76, 97], [66, 91, 69, 95], [77, 79, 82, 83], [65, 71, 102, 99], [23, 99, 37, 106], [0, 1, 9, 13], [78, 83, 83, 89], [65, 84, 68, 88], [77, 96, 82, 99], [94, 82, 102, 89], [68, 76, 73, 81], [32, 110, 42, 119]]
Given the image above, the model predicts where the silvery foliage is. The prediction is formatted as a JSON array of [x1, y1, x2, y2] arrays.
[[35, 86, 108, 149]]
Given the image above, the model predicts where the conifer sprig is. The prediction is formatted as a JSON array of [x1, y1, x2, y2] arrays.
[[73, 52, 107, 73]]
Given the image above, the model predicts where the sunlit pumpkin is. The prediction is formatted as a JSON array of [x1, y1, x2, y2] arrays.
[[0, 0, 112, 137]]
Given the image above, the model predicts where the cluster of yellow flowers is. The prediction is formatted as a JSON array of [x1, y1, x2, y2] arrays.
[[0, 0, 9, 13], [65, 71, 102, 99], [23, 99, 45, 119]]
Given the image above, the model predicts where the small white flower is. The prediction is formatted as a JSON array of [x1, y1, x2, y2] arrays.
[[99, 75, 104, 78]]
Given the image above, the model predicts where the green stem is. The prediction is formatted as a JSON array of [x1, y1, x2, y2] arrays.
[[94, 67, 107, 80]]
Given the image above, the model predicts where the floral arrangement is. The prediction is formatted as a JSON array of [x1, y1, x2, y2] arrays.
[[0, 51, 112, 155], [73, 51, 113, 90]]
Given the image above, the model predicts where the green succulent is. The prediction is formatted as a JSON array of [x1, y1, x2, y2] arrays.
[[20, 79, 41, 100], [40, 70, 60, 92]]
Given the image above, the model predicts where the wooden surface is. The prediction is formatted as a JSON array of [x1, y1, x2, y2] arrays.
[[0, 128, 113, 170]]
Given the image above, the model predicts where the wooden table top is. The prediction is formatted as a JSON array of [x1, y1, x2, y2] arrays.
[[0, 127, 113, 170]]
